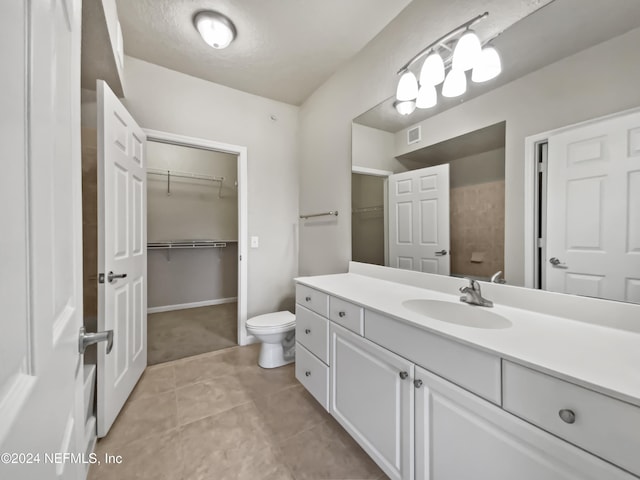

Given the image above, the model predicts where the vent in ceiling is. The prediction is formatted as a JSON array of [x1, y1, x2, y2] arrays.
[[407, 126, 421, 145]]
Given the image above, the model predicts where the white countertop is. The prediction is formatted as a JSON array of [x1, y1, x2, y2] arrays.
[[296, 272, 640, 407]]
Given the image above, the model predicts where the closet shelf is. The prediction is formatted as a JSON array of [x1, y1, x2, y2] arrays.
[[147, 168, 225, 198], [352, 205, 383, 214], [147, 240, 236, 250]]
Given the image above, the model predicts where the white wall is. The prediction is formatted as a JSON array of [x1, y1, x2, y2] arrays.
[[122, 56, 300, 316], [351, 124, 398, 172], [298, 0, 551, 276], [393, 27, 640, 284]]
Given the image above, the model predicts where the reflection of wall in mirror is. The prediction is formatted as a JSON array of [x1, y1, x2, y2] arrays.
[[352, 174, 384, 266]]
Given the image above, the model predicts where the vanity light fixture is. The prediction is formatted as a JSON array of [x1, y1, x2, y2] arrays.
[[194, 10, 237, 49], [394, 12, 502, 115]]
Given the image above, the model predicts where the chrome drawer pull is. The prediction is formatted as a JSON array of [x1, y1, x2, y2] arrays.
[[559, 409, 576, 424], [305, 328, 311, 334], [305, 296, 311, 302], [338, 311, 346, 317], [399, 371, 409, 380], [305, 371, 311, 377]]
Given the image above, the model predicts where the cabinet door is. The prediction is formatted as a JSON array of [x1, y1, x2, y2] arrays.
[[414, 366, 635, 480], [330, 323, 414, 480]]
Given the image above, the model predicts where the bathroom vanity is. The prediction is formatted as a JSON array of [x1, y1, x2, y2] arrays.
[[294, 262, 640, 480]]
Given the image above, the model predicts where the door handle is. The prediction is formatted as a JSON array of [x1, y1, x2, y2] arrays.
[[435, 250, 448, 256], [79, 326, 114, 354], [549, 257, 568, 269], [107, 271, 127, 283]]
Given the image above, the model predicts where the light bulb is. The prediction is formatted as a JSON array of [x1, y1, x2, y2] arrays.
[[194, 11, 236, 49], [452, 30, 481, 71], [396, 71, 419, 101], [394, 100, 416, 116], [442, 69, 467, 97], [416, 85, 437, 109], [419, 52, 445, 86], [472, 46, 502, 83]]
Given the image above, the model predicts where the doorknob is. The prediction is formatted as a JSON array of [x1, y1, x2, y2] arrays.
[[79, 326, 114, 354], [549, 257, 568, 268], [435, 250, 448, 256]]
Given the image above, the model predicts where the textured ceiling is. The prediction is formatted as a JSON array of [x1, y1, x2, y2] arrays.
[[116, 0, 412, 105]]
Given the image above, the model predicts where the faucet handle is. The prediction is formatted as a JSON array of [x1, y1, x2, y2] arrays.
[[460, 277, 480, 292]]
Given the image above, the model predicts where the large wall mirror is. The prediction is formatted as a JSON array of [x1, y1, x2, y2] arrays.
[[351, 0, 640, 304]]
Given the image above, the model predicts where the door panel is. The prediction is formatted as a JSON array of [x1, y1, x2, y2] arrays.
[[97, 80, 147, 437], [0, 1, 85, 478], [388, 164, 450, 275], [546, 110, 640, 303]]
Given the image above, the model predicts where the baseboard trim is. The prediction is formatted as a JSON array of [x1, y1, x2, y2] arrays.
[[148, 297, 238, 314]]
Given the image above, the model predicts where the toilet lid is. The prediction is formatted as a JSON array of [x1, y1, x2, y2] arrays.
[[246, 311, 295, 330]]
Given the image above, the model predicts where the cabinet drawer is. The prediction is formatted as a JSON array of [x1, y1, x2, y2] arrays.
[[295, 306, 329, 364], [329, 296, 363, 335], [503, 361, 640, 476], [296, 284, 328, 317], [365, 309, 501, 404], [296, 342, 329, 410]]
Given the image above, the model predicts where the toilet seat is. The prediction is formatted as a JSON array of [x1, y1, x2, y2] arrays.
[[246, 311, 295, 332]]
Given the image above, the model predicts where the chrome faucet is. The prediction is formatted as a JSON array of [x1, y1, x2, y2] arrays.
[[490, 271, 506, 284], [459, 278, 493, 307]]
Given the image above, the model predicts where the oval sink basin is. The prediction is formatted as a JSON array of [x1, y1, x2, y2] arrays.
[[401, 299, 512, 329]]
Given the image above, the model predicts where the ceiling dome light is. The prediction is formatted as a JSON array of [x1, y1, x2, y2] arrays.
[[396, 71, 419, 101], [394, 100, 416, 116], [419, 52, 445, 86], [452, 29, 481, 71], [471, 46, 502, 83], [442, 68, 467, 97], [194, 11, 237, 49], [416, 85, 437, 109]]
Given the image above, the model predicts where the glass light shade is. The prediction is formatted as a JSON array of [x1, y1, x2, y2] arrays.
[[416, 85, 437, 109], [396, 71, 419, 101], [194, 11, 236, 49], [471, 46, 502, 83], [419, 52, 445, 86], [394, 100, 416, 116], [452, 30, 481, 71], [442, 68, 467, 97]]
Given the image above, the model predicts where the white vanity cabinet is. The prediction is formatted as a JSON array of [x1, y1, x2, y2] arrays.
[[294, 281, 638, 480], [330, 323, 414, 480], [414, 366, 634, 480]]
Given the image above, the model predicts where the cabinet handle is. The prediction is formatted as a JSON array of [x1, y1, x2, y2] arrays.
[[559, 409, 576, 424], [305, 371, 311, 377], [338, 311, 346, 317], [305, 328, 311, 334], [399, 371, 409, 380], [413, 379, 423, 389], [305, 296, 311, 302]]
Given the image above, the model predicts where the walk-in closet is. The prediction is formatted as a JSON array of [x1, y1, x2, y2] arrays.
[[146, 141, 238, 364]]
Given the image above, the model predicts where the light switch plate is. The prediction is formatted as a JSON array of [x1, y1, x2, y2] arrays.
[[250, 236, 259, 248]]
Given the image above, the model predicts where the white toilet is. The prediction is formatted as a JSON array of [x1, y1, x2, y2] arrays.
[[246, 311, 296, 368]]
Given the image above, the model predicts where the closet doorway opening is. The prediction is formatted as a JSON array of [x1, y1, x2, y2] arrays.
[[144, 130, 248, 365]]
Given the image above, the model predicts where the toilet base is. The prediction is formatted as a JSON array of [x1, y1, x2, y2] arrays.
[[258, 342, 294, 369]]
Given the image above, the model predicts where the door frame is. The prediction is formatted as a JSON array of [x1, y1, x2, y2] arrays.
[[523, 105, 640, 289], [143, 129, 251, 346]]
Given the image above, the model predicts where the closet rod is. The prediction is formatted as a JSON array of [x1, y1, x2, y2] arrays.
[[147, 168, 224, 198], [299, 211, 339, 220]]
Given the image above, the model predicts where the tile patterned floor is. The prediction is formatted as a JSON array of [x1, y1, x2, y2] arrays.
[[147, 304, 237, 365], [89, 344, 387, 480]]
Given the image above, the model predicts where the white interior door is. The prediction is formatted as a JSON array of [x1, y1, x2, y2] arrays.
[[388, 164, 450, 275], [0, 1, 85, 478], [546, 110, 640, 303], [97, 80, 147, 437]]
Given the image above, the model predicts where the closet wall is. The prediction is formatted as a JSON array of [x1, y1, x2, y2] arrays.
[[147, 141, 238, 310]]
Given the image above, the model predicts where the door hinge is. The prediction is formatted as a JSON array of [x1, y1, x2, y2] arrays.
[[98, 273, 105, 284], [538, 161, 545, 173], [537, 238, 545, 248], [239, 255, 242, 261]]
